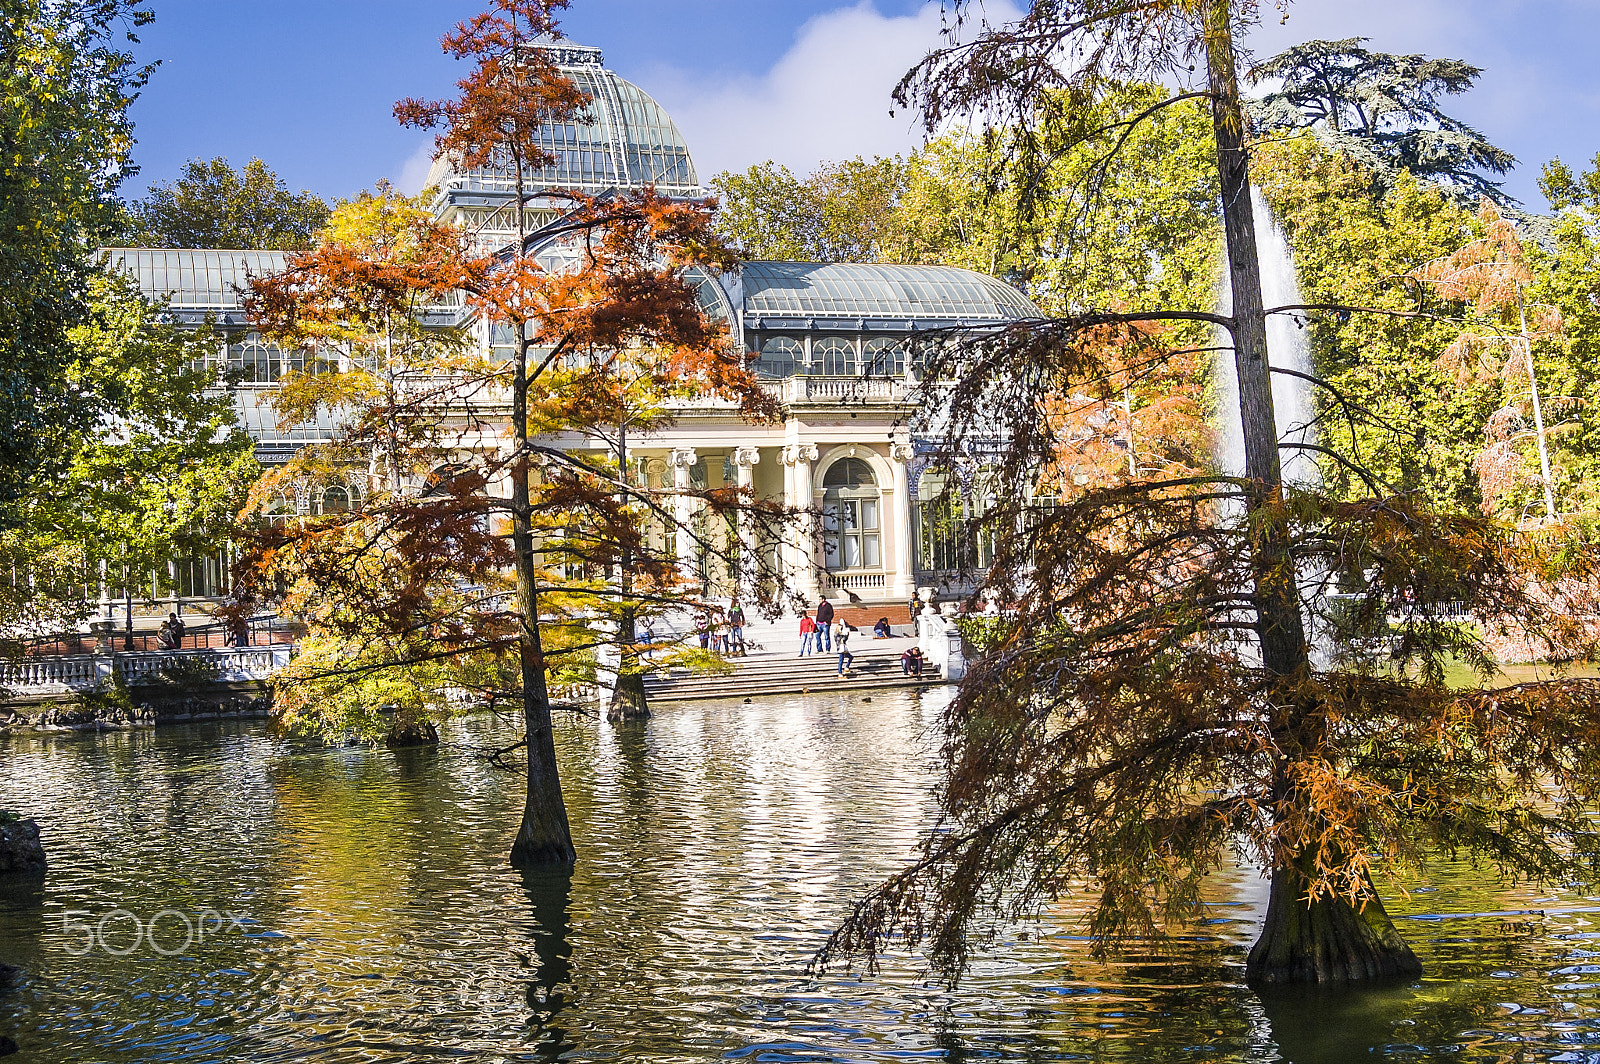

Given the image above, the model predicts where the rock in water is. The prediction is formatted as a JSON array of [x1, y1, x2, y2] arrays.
[[0, 1035, 17, 1056], [0, 820, 46, 876], [0, 964, 17, 987]]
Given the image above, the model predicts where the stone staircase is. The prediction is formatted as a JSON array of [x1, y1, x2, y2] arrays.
[[643, 622, 942, 702]]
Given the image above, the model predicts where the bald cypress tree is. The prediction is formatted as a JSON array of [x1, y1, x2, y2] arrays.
[[819, 0, 1600, 988]]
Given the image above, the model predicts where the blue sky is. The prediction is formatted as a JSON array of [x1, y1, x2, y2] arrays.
[[123, 1, 1600, 210]]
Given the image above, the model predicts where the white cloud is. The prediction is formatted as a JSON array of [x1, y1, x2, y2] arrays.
[[394, 137, 438, 196], [646, 0, 1024, 182]]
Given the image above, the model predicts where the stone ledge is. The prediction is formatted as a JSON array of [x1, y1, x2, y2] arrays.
[[0, 684, 271, 735]]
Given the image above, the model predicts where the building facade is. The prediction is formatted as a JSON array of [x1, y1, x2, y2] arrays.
[[108, 39, 1039, 611]]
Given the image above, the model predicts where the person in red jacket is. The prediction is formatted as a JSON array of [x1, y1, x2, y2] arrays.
[[798, 612, 817, 656]]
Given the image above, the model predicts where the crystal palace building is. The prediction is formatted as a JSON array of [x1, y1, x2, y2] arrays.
[[106, 39, 1040, 613]]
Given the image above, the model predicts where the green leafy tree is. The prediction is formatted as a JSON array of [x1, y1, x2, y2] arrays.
[[0, 0, 152, 525], [1249, 38, 1516, 206], [124, 157, 331, 250], [0, 271, 258, 637], [711, 156, 907, 261], [1529, 154, 1600, 515], [1250, 135, 1496, 510]]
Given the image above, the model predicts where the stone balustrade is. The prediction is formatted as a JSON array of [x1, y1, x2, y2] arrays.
[[0, 646, 294, 694], [760, 376, 908, 405]]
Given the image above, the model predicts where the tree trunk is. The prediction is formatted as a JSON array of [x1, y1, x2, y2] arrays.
[[1247, 858, 1422, 985], [508, 150, 576, 870], [607, 603, 650, 723], [607, 421, 650, 723], [1203, 0, 1419, 985], [509, 343, 576, 868], [1204, 0, 1307, 693]]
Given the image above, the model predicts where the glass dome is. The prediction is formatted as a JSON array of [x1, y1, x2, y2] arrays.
[[426, 40, 701, 199]]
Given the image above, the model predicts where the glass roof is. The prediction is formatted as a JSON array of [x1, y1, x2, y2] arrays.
[[741, 262, 1040, 322], [102, 248, 288, 308], [104, 251, 1040, 337], [427, 40, 700, 198]]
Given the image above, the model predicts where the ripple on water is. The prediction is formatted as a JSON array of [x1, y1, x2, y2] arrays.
[[1, 692, 1599, 1061]]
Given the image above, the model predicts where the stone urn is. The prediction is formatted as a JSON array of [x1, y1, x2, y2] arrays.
[[0, 819, 45, 877]]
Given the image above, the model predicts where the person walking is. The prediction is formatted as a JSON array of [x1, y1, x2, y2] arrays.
[[815, 596, 834, 652], [835, 621, 854, 676], [798, 612, 816, 656], [728, 599, 747, 656]]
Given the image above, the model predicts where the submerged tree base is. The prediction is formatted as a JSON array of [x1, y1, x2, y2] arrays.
[[384, 720, 439, 748], [607, 674, 650, 723], [509, 835, 577, 870], [1246, 864, 1422, 986]]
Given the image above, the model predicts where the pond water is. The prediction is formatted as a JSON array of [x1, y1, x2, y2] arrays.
[[1, 688, 1599, 1063]]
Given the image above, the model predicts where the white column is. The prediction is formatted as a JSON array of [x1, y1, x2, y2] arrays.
[[779, 448, 795, 579], [783, 442, 820, 600], [733, 446, 761, 597], [888, 440, 916, 600], [670, 446, 698, 583]]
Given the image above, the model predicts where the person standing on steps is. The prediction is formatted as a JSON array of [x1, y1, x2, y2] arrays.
[[835, 620, 854, 676], [798, 611, 817, 656], [815, 596, 834, 652], [728, 599, 747, 656]]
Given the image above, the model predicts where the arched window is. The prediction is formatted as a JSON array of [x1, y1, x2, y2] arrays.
[[863, 337, 906, 377], [821, 457, 880, 570], [759, 336, 802, 379], [815, 336, 855, 376], [320, 486, 351, 515], [229, 340, 277, 384]]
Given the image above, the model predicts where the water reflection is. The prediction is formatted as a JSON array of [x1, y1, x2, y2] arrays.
[[0, 691, 1598, 1061], [518, 870, 573, 1060]]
